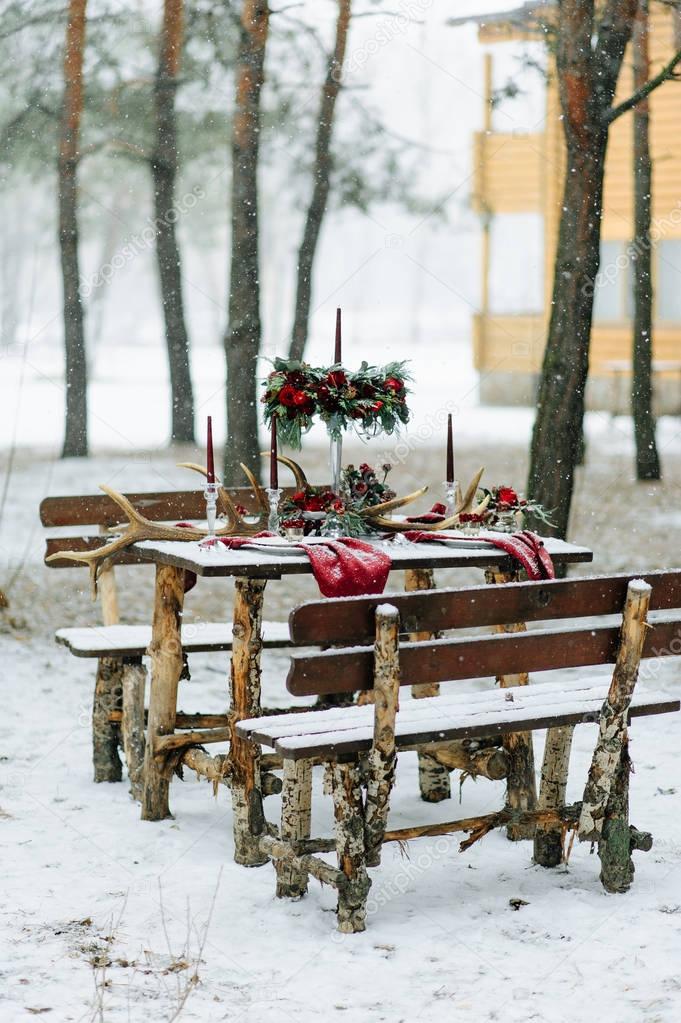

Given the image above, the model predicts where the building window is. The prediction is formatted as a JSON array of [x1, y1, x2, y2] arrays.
[[488, 212, 544, 314], [657, 240, 681, 322], [593, 241, 632, 322]]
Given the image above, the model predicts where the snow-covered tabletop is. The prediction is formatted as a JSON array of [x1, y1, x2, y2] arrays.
[[135, 534, 593, 578]]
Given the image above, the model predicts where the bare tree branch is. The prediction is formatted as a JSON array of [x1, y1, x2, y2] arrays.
[[607, 44, 681, 120]]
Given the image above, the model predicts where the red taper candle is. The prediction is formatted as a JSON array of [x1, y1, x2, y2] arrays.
[[334, 307, 342, 364], [270, 418, 279, 490], [446, 413, 454, 484], [206, 416, 215, 484]]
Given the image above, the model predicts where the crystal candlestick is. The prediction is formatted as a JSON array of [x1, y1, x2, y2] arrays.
[[202, 481, 219, 545], [329, 435, 342, 495], [266, 488, 282, 534], [444, 480, 459, 519]]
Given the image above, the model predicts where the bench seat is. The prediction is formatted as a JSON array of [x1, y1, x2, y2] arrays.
[[56, 620, 292, 658], [237, 675, 680, 760]]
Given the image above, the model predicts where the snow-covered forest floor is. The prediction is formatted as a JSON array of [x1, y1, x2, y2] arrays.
[[2, 415, 681, 1022]]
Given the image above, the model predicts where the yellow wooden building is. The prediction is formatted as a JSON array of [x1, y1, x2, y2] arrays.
[[469, 3, 681, 410]]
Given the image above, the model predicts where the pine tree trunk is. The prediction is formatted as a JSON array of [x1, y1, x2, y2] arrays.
[[527, 1, 638, 537], [152, 0, 195, 445], [224, 1, 269, 485], [289, 0, 352, 362], [631, 0, 660, 480], [59, 0, 88, 458], [528, 136, 606, 538]]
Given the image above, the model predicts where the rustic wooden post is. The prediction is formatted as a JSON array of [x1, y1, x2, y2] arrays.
[[276, 759, 313, 898], [580, 580, 652, 888], [141, 564, 185, 821], [121, 657, 146, 801], [229, 577, 269, 867], [534, 725, 574, 867], [331, 760, 371, 933], [364, 604, 400, 867], [92, 559, 123, 782], [404, 567, 451, 803], [485, 568, 537, 840]]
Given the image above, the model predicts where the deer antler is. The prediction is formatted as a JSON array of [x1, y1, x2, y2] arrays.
[[368, 468, 489, 532], [259, 452, 309, 491], [48, 470, 270, 596], [177, 461, 269, 522], [361, 485, 429, 518]]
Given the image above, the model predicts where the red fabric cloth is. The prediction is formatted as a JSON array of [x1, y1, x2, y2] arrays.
[[402, 529, 555, 581], [406, 502, 448, 524], [213, 532, 391, 598]]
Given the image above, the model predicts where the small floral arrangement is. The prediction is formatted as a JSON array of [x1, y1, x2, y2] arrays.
[[474, 485, 554, 531], [262, 358, 411, 448], [342, 462, 395, 510]]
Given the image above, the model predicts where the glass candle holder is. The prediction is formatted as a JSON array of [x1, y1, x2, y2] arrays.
[[266, 487, 282, 534], [443, 480, 459, 519], [203, 481, 219, 544]]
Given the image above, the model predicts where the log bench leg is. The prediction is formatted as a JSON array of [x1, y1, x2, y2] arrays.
[[534, 725, 574, 867], [486, 568, 537, 840], [331, 760, 371, 933], [404, 568, 451, 803], [121, 657, 146, 802], [229, 578, 269, 867], [141, 565, 185, 821], [92, 657, 123, 783], [276, 759, 313, 898]]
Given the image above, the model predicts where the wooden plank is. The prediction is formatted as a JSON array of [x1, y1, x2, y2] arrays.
[[289, 570, 681, 645], [40, 485, 304, 528], [274, 700, 680, 760], [286, 616, 681, 696]]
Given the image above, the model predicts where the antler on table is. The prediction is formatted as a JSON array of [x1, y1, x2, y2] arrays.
[[48, 465, 272, 596], [259, 452, 309, 491], [368, 467, 490, 532]]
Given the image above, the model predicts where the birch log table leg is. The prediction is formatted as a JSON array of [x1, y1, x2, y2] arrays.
[[485, 568, 537, 840], [229, 577, 269, 867], [404, 568, 451, 803], [141, 564, 185, 821], [534, 725, 574, 866], [92, 560, 123, 782], [121, 656, 146, 802], [276, 759, 312, 897]]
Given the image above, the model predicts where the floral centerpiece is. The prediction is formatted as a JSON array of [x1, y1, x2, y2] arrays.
[[261, 358, 411, 449]]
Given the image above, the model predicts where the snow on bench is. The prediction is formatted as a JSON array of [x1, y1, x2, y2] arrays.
[[237, 675, 680, 759], [56, 620, 292, 658]]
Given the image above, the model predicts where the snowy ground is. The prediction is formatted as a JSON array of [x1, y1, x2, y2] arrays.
[[2, 404, 681, 1021]]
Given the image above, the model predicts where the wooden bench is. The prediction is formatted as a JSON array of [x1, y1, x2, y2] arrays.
[[40, 487, 301, 794], [237, 571, 681, 932]]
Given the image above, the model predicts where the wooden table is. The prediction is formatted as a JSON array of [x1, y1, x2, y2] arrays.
[[135, 535, 593, 864]]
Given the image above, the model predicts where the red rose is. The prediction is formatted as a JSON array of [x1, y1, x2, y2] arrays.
[[371, 400, 384, 411], [292, 390, 310, 407], [287, 370, 307, 387], [359, 463, 372, 476], [305, 494, 326, 512], [497, 486, 518, 506], [331, 499, 344, 513], [327, 370, 347, 389], [317, 385, 330, 401], [384, 376, 403, 392], [279, 383, 298, 407], [355, 481, 369, 495], [291, 490, 306, 505]]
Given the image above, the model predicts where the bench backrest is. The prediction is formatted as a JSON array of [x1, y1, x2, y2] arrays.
[[287, 571, 681, 697]]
